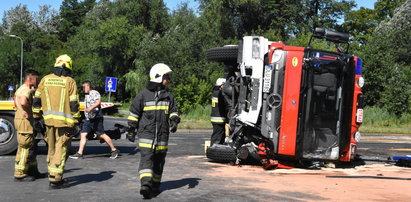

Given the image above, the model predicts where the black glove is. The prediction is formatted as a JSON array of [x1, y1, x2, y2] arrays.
[[33, 118, 45, 134], [126, 127, 137, 142], [169, 116, 180, 133]]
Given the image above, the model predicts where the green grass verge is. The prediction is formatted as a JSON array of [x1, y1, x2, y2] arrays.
[[360, 106, 411, 134]]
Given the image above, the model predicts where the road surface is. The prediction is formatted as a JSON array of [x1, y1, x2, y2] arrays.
[[0, 117, 410, 201]]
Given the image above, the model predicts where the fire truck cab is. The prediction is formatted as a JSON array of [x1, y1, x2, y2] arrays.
[[206, 28, 364, 169]]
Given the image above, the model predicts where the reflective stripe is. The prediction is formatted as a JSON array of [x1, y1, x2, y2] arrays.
[[59, 88, 66, 112], [139, 143, 168, 150], [139, 143, 155, 149], [48, 146, 67, 174], [129, 112, 139, 118], [73, 111, 80, 119], [44, 87, 51, 111], [139, 169, 153, 174], [143, 105, 169, 111], [170, 112, 178, 118], [48, 166, 64, 173], [44, 111, 74, 119], [145, 101, 169, 106], [69, 95, 78, 101], [139, 139, 168, 146], [32, 108, 41, 113], [211, 117, 227, 123], [153, 177, 161, 182], [43, 111, 75, 124], [140, 173, 153, 179], [212, 97, 218, 107], [15, 147, 27, 170], [127, 116, 139, 121], [156, 145, 168, 150], [139, 138, 154, 144], [139, 169, 154, 179], [34, 91, 41, 97]]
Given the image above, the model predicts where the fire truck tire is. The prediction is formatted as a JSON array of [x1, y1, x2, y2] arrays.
[[206, 45, 238, 63], [206, 144, 237, 162], [0, 115, 17, 155]]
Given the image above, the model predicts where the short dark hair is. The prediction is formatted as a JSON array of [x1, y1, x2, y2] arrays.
[[24, 69, 39, 79], [82, 80, 93, 89]]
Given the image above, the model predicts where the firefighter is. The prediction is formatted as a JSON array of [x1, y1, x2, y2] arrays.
[[33, 54, 80, 189], [14, 70, 43, 182], [210, 78, 228, 145], [126, 63, 180, 199]]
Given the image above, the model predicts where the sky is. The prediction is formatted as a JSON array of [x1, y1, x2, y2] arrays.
[[0, 0, 377, 16]]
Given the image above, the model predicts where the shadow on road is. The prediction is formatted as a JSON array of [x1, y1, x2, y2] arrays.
[[67, 171, 116, 187], [161, 178, 201, 191]]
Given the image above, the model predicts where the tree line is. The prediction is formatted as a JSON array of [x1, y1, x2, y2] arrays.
[[0, 0, 409, 116]]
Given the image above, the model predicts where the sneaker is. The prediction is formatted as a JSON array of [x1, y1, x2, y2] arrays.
[[69, 153, 83, 159], [140, 185, 152, 199], [110, 149, 120, 159], [49, 179, 69, 189], [14, 175, 35, 182]]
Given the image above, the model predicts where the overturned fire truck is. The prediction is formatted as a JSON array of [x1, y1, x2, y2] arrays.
[[206, 28, 364, 169]]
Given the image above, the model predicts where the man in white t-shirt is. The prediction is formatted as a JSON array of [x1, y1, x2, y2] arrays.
[[69, 81, 119, 159]]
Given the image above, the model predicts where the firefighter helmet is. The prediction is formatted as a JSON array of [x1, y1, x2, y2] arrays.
[[215, 78, 226, 86], [149, 63, 172, 83], [54, 54, 73, 71]]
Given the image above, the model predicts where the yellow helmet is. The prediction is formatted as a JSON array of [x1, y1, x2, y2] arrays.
[[54, 54, 73, 71]]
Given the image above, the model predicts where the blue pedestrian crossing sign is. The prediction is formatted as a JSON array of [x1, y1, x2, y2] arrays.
[[105, 77, 117, 92], [7, 85, 15, 91]]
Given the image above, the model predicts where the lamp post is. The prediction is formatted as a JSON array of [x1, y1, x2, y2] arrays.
[[9, 35, 23, 86]]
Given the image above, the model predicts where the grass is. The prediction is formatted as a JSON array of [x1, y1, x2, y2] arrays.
[[360, 106, 411, 134], [180, 105, 212, 129]]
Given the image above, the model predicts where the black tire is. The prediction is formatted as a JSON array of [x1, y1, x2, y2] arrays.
[[207, 45, 238, 63], [0, 115, 17, 155], [206, 144, 237, 162]]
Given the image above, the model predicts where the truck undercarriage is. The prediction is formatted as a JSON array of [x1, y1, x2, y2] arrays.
[[206, 28, 364, 169]]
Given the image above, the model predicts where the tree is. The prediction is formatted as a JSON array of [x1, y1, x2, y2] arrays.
[[58, 0, 96, 41], [364, 0, 411, 116]]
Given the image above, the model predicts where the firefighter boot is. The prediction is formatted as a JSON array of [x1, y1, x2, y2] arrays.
[[49, 179, 69, 189], [152, 182, 161, 196], [140, 185, 152, 199], [14, 175, 35, 182]]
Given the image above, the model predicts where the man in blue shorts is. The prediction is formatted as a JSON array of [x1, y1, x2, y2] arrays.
[[69, 81, 120, 159]]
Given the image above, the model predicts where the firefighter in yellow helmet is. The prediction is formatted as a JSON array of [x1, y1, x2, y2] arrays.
[[127, 63, 180, 199], [32, 54, 80, 189]]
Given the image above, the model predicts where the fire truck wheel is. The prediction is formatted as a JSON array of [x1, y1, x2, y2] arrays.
[[206, 45, 238, 64], [0, 115, 17, 155], [206, 144, 237, 162]]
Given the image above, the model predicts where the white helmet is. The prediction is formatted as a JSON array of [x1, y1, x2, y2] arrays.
[[149, 63, 173, 83], [215, 78, 226, 86]]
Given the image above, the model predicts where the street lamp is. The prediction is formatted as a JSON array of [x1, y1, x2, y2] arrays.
[[9, 35, 23, 86]]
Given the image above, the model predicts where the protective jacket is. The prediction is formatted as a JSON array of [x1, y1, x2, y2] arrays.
[[128, 86, 179, 150], [33, 73, 80, 127], [210, 87, 227, 124]]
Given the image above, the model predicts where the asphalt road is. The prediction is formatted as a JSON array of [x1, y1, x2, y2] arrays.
[[0, 117, 410, 201]]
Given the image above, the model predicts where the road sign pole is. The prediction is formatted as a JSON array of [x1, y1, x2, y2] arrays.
[[108, 91, 111, 102]]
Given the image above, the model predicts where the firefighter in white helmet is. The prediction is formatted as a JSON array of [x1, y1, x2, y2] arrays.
[[127, 63, 180, 199], [209, 78, 228, 145]]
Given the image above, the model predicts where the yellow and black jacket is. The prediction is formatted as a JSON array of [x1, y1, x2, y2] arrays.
[[128, 85, 179, 151], [210, 87, 228, 124], [32, 73, 80, 127]]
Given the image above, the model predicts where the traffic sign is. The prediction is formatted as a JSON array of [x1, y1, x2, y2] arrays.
[[8, 86, 15, 91], [105, 77, 117, 92]]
